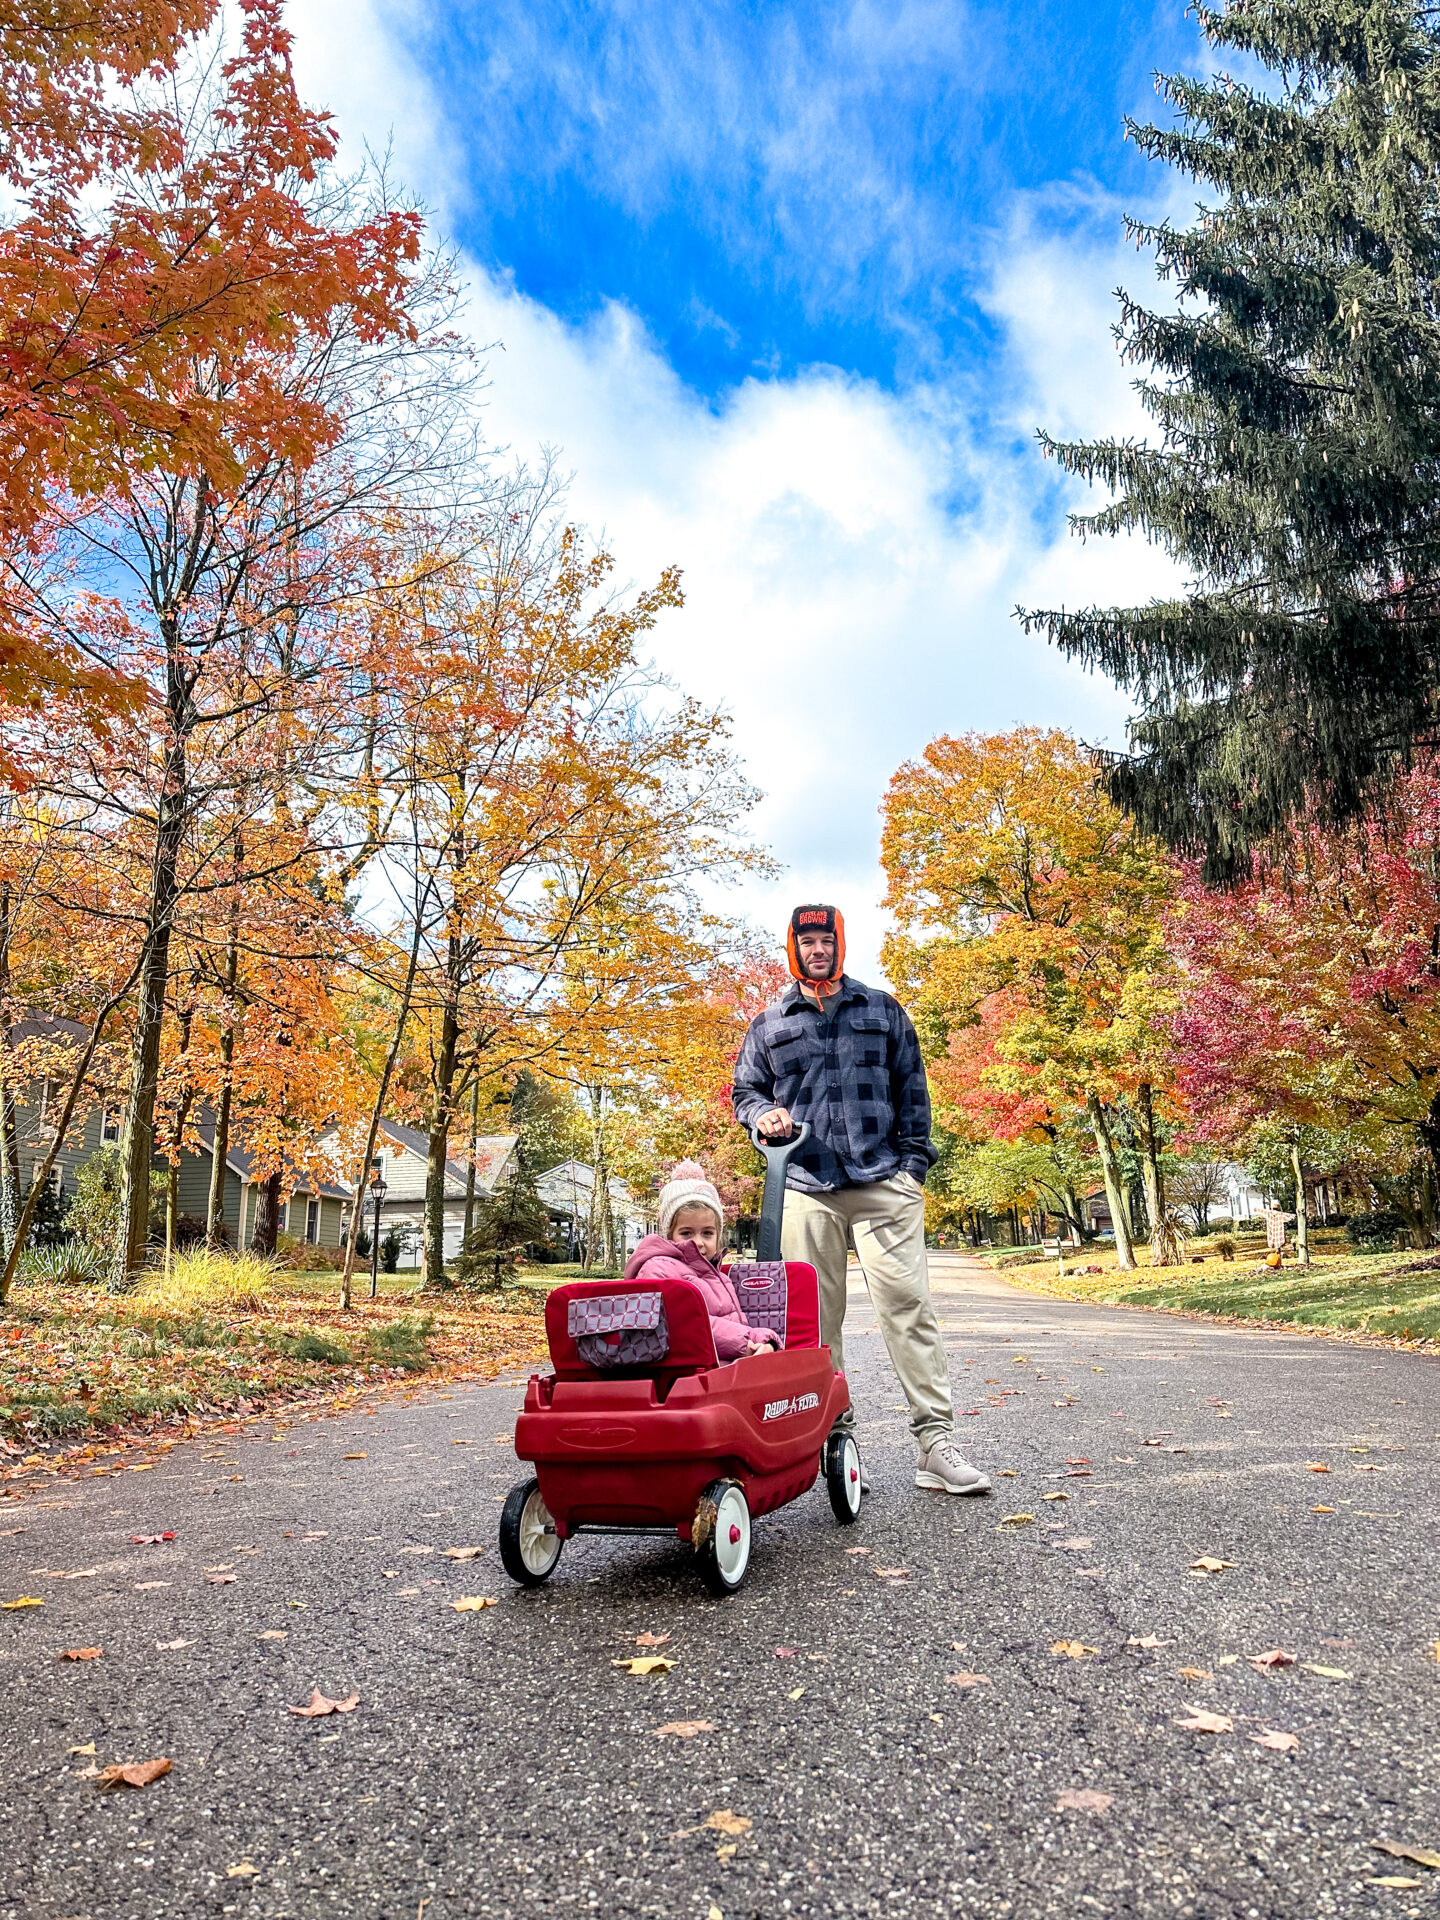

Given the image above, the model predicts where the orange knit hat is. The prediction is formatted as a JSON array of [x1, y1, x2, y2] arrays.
[[786, 903, 845, 996]]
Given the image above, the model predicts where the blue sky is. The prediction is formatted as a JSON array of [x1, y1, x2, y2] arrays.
[[292, 0, 1204, 972]]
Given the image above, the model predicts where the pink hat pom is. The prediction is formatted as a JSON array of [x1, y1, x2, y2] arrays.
[[669, 1159, 707, 1182]]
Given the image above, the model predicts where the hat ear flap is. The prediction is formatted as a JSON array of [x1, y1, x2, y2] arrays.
[[786, 921, 803, 981], [831, 909, 845, 978]]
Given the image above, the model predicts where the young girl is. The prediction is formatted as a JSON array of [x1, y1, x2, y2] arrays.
[[622, 1160, 781, 1361]]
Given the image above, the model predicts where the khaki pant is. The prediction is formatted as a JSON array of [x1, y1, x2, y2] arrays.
[[780, 1173, 953, 1453]]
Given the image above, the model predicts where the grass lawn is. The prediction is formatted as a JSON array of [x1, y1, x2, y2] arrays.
[[1, 1269, 549, 1454], [972, 1231, 1440, 1345]]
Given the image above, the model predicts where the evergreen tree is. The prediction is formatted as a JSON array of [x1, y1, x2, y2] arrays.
[[449, 1169, 553, 1291], [1022, 0, 1440, 878]]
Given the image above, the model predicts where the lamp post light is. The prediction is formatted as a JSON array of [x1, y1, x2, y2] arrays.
[[367, 1160, 388, 1300]]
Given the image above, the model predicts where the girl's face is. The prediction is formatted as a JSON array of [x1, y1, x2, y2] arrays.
[[671, 1205, 721, 1260]]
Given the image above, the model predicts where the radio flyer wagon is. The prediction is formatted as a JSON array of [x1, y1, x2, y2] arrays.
[[498, 1124, 861, 1595]]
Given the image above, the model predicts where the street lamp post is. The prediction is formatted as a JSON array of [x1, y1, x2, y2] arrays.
[[368, 1161, 388, 1300]]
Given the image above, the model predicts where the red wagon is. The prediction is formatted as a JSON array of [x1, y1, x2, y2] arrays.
[[498, 1126, 862, 1594]]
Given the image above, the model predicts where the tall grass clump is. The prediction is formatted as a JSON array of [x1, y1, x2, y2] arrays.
[[134, 1249, 278, 1314]]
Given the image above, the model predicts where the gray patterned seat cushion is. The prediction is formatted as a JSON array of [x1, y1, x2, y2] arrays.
[[567, 1291, 669, 1368], [728, 1260, 788, 1345]]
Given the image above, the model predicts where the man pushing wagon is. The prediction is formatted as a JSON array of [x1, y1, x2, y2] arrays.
[[732, 903, 991, 1497]]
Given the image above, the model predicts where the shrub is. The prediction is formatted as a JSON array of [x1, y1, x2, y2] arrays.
[[69, 1145, 166, 1252], [277, 1329, 354, 1364], [1213, 1235, 1237, 1262], [364, 1314, 434, 1370], [1346, 1210, 1405, 1251], [380, 1228, 402, 1274], [16, 1240, 108, 1285], [133, 1249, 278, 1314], [274, 1231, 340, 1273]]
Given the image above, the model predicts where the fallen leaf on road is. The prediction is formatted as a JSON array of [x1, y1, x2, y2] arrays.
[[1188, 1557, 1236, 1574], [950, 1641, 968, 1652], [705, 1811, 752, 1837], [343, 1453, 367, 1460], [707, 1908, 723, 1920], [715, 1843, 737, 1862], [1177, 1666, 1212, 1681], [1374, 1841, 1440, 1871], [134, 1581, 169, 1591], [654, 1720, 714, 1738], [156, 1638, 193, 1650], [1433, 1641, 1440, 1665], [1370, 1877, 1424, 1889], [1311, 1505, 1336, 1514], [1056, 1537, 1094, 1552], [844, 1546, 872, 1555], [1055, 1788, 1113, 1813], [1041, 1492, 1068, 1503], [1, 1596, 42, 1609], [440, 1547, 484, 1561], [398, 1546, 434, 1556], [874, 1566, 909, 1580], [787, 1686, 805, 1700], [289, 1689, 360, 1717], [634, 1632, 671, 1647], [1251, 1729, 1299, 1752], [1306, 1462, 1330, 1473], [945, 1672, 991, 1688], [1125, 1635, 1170, 1649], [130, 1533, 176, 1545], [1174, 1706, 1233, 1733], [205, 1573, 237, 1585], [1300, 1663, 1352, 1679], [68, 1742, 96, 1756], [226, 1863, 260, 1878], [452, 1596, 499, 1612], [96, 1757, 171, 1791], [257, 1631, 286, 1642], [1051, 1641, 1099, 1660], [57, 1647, 101, 1661], [998, 1513, 1035, 1528], [613, 1656, 675, 1676], [1250, 1649, 1296, 1670], [773, 1646, 800, 1657]]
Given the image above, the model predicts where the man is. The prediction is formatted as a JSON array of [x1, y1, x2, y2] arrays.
[[732, 903, 990, 1496]]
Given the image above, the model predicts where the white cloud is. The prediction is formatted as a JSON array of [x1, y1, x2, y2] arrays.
[[287, 2, 1184, 983]]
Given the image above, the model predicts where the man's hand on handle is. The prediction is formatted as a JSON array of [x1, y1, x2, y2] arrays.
[[756, 1107, 794, 1141]]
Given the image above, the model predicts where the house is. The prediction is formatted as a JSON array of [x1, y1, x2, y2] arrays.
[[4, 1020, 351, 1248], [534, 1159, 644, 1260], [324, 1120, 519, 1264]]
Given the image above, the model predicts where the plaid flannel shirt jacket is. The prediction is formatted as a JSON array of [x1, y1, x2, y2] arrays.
[[731, 975, 938, 1193]]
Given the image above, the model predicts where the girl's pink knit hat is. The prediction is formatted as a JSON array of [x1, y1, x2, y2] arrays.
[[657, 1159, 724, 1239]]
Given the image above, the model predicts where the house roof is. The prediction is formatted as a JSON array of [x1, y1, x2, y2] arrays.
[[373, 1120, 519, 1200], [192, 1108, 352, 1200]]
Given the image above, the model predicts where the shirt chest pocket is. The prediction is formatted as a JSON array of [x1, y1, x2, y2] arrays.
[[768, 1018, 820, 1076], [847, 1015, 888, 1070]]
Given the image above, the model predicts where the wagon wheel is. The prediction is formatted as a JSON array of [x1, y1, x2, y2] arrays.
[[825, 1427, 863, 1524], [498, 1476, 563, 1586], [694, 1478, 751, 1596]]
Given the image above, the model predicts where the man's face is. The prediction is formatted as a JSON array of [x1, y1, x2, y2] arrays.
[[796, 929, 836, 979]]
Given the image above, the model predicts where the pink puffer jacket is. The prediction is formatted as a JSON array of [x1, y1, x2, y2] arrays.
[[623, 1234, 781, 1362]]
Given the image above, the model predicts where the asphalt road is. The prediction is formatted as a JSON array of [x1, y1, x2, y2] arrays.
[[4, 1255, 1439, 1920]]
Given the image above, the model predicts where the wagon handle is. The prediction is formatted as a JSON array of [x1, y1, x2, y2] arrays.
[[747, 1120, 811, 1263]]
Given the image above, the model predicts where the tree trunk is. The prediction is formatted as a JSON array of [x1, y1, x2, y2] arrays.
[[0, 883, 17, 1257], [1087, 1091, 1136, 1270], [584, 1085, 610, 1274], [251, 1171, 282, 1256], [1290, 1140, 1310, 1267], [113, 662, 188, 1288], [462, 1074, 479, 1248], [1136, 1080, 1165, 1259], [423, 985, 460, 1291], [206, 845, 241, 1246]]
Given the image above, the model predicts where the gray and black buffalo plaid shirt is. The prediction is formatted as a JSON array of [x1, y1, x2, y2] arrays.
[[731, 975, 937, 1193]]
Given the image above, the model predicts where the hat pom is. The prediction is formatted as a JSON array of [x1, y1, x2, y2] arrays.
[[669, 1159, 707, 1182]]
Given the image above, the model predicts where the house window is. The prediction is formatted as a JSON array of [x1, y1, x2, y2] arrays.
[[279, 1198, 289, 1236], [101, 1108, 121, 1145], [306, 1197, 319, 1245]]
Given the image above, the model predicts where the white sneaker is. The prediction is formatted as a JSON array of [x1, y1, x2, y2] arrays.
[[914, 1438, 991, 1495]]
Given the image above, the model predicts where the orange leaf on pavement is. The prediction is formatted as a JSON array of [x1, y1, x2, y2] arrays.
[[288, 1688, 360, 1717], [96, 1757, 171, 1791]]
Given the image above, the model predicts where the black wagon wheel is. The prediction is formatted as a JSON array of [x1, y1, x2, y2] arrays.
[[498, 1476, 563, 1586], [695, 1477, 751, 1596], [825, 1427, 863, 1524]]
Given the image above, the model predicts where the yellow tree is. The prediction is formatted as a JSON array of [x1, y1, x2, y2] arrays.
[[882, 728, 1177, 1269]]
